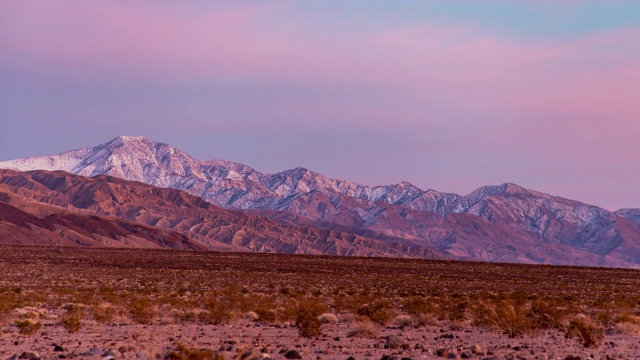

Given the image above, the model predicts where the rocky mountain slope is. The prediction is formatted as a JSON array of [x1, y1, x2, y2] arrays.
[[0, 169, 439, 258], [2, 136, 639, 267], [0, 193, 206, 250], [615, 208, 640, 228]]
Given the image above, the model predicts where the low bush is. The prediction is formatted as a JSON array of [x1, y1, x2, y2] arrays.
[[566, 316, 604, 348], [472, 299, 531, 338], [295, 297, 325, 338], [93, 304, 117, 324], [198, 297, 231, 325], [403, 296, 438, 316], [165, 343, 222, 360], [128, 296, 155, 324], [356, 299, 393, 325]]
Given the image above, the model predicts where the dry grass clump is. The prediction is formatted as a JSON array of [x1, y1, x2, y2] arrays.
[[614, 321, 640, 336], [59, 304, 83, 333], [318, 312, 338, 324], [566, 315, 605, 348], [16, 319, 41, 335], [390, 314, 415, 328], [449, 319, 470, 331], [346, 319, 381, 338], [413, 313, 439, 327], [243, 311, 259, 321]]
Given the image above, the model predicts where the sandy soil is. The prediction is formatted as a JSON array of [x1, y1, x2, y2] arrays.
[[2, 318, 639, 360]]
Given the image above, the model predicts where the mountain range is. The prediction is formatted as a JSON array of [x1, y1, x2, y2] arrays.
[[0, 169, 436, 258], [1, 135, 639, 267]]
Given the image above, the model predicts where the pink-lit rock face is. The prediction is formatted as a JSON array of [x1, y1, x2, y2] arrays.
[[2, 136, 640, 268]]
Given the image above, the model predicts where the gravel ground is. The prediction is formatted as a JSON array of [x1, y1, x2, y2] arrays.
[[2, 318, 639, 360]]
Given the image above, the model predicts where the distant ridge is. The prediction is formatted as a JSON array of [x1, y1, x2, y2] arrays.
[[2, 136, 640, 267]]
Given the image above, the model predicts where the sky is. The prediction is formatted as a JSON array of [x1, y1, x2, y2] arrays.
[[0, 1, 639, 210]]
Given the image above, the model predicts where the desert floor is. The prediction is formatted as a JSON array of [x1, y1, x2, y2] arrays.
[[1, 245, 639, 359], [2, 317, 640, 359]]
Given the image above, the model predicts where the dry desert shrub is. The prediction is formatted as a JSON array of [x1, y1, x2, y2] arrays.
[[331, 294, 350, 313], [59, 304, 83, 333], [441, 297, 468, 322], [403, 296, 438, 316], [295, 297, 326, 338], [276, 297, 299, 322], [566, 315, 604, 348], [233, 349, 264, 360], [173, 310, 197, 323], [347, 319, 381, 338], [254, 307, 276, 323], [160, 293, 199, 311], [333, 293, 373, 313], [0, 290, 20, 322], [355, 299, 393, 325], [92, 304, 118, 324], [243, 295, 277, 323], [128, 296, 156, 324], [472, 299, 531, 338], [527, 298, 571, 329], [16, 319, 41, 335], [165, 343, 223, 360], [198, 297, 232, 325]]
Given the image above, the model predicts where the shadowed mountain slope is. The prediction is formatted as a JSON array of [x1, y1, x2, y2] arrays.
[[0, 192, 206, 250], [0, 169, 440, 259]]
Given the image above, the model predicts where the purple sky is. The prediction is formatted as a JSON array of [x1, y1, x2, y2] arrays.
[[1, 1, 639, 210]]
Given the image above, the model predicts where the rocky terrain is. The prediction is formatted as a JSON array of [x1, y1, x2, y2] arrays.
[[1, 136, 640, 267]]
